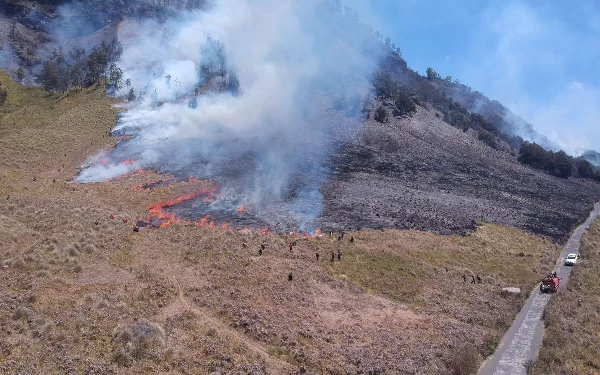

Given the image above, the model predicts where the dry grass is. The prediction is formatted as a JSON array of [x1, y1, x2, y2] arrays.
[[534, 219, 600, 375], [0, 70, 564, 374]]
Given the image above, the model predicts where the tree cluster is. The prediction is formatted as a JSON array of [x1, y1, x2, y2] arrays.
[[518, 141, 600, 180], [373, 71, 417, 120], [35, 39, 122, 93], [197, 37, 240, 95]]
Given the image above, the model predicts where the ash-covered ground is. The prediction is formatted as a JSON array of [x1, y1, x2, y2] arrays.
[[317, 105, 600, 242]]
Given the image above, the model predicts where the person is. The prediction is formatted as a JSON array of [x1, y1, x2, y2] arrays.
[[462, 274, 467, 283], [258, 248, 263, 256], [337, 249, 342, 261], [341, 231, 345, 239], [242, 242, 247, 249], [350, 236, 355, 243], [133, 225, 139, 232], [471, 275, 476, 284], [288, 273, 293, 281], [95, 220, 99, 225], [289, 242, 294, 252], [331, 252, 335, 262], [110, 214, 114, 220], [261, 242, 267, 251], [315, 253, 319, 261], [476, 275, 481, 283], [578, 296, 582, 307]]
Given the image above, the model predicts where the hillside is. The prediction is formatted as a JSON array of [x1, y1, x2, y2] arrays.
[[1, 2, 600, 373], [0, 72, 562, 373]]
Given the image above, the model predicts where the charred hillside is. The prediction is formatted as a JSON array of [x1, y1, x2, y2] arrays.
[[1, 0, 599, 241], [319, 105, 600, 241]]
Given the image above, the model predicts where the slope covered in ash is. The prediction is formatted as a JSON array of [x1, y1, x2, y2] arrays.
[[318, 105, 600, 241]]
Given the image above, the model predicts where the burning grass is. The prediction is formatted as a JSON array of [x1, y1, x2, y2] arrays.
[[533, 218, 600, 375], [0, 70, 567, 373]]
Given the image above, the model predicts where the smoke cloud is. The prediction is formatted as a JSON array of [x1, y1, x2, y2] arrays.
[[76, 0, 382, 232]]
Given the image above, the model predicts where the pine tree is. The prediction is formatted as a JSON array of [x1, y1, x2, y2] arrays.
[[128, 88, 136, 102]]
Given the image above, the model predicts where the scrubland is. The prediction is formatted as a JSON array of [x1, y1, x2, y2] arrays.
[[0, 71, 564, 374]]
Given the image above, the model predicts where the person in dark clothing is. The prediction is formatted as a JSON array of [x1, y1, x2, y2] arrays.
[[350, 236, 355, 243], [471, 275, 476, 284], [315, 253, 319, 261], [462, 274, 467, 283], [258, 248, 263, 256], [331, 252, 335, 262], [337, 249, 342, 261], [95, 220, 99, 225], [288, 273, 293, 281]]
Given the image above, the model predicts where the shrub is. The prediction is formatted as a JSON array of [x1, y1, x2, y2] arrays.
[[446, 346, 479, 375], [374, 105, 388, 123], [0, 82, 7, 106], [111, 319, 166, 367]]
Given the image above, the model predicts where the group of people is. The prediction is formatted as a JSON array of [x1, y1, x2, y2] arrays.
[[247, 232, 353, 263]]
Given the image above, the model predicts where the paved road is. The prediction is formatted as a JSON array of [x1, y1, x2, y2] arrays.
[[479, 202, 600, 375]]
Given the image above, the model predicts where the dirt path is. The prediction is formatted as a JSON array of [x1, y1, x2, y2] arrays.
[[478, 202, 600, 375], [166, 272, 293, 373]]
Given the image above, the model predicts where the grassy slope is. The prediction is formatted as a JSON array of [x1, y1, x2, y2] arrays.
[[534, 219, 600, 375], [0, 70, 563, 374]]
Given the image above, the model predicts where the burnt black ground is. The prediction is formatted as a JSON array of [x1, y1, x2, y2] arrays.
[[317, 105, 600, 242]]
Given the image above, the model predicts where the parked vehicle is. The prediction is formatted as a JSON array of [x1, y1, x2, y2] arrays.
[[564, 253, 578, 266], [540, 273, 559, 293]]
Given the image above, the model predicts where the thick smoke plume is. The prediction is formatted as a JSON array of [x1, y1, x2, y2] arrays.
[[77, 0, 382, 232]]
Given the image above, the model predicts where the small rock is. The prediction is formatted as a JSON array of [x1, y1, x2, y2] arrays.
[[501, 287, 521, 295]]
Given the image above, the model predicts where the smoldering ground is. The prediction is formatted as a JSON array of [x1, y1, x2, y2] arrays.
[[76, 0, 383, 232]]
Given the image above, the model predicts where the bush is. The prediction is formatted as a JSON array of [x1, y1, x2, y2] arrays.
[[393, 91, 417, 117], [112, 319, 166, 367], [478, 131, 498, 149], [0, 82, 7, 106], [446, 346, 479, 375], [374, 105, 388, 123]]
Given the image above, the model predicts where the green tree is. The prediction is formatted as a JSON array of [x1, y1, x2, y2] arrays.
[[574, 157, 594, 179], [108, 64, 124, 90], [87, 46, 108, 83], [551, 150, 574, 179], [35, 61, 59, 92], [393, 91, 416, 117], [426, 67, 440, 81], [127, 88, 136, 102]]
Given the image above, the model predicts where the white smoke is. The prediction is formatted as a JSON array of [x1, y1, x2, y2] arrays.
[[76, 0, 382, 231]]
